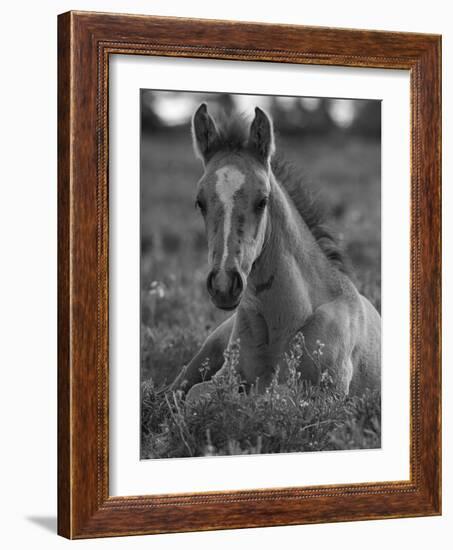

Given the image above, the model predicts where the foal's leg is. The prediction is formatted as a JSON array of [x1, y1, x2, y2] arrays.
[[170, 314, 235, 393]]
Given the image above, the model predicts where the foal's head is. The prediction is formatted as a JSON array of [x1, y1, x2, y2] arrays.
[[192, 104, 275, 310]]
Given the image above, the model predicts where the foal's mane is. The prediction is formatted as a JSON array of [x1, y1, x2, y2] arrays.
[[212, 112, 348, 274]]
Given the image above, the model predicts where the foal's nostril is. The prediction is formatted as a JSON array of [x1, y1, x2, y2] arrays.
[[206, 270, 217, 296], [230, 270, 243, 298]]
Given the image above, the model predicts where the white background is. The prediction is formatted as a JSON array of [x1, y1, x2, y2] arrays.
[[0, 1, 450, 548], [110, 57, 410, 495]]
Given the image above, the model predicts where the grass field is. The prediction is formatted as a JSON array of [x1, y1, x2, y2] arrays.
[[140, 125, 381, 459]]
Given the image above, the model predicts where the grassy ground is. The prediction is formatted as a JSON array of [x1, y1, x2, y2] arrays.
[[140, 126, 381, 459]]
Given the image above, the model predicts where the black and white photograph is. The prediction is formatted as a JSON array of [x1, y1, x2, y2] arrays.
[[1, 1, 446, 545], [140, 90, 381, 459]]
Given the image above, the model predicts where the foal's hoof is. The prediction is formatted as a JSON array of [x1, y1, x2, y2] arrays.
[[185, 381, 215, 404]]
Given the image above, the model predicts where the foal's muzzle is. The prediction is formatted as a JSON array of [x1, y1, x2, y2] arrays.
[[207, 268, 244, 310]]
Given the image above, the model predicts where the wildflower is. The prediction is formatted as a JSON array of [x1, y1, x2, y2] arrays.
[[148, 280, 166, 299], [199, 358, 211, 381]]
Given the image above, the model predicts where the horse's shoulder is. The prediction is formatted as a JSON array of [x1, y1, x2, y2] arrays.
[[304, 288, 365, 346], [317, 282, 361, 321], [303, 299, 348, 341]]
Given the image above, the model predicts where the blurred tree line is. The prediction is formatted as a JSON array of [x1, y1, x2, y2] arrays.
[[141, 90, 380, 140]]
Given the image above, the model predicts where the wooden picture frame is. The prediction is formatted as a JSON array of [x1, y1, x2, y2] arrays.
[[58, 10, 441, 539]]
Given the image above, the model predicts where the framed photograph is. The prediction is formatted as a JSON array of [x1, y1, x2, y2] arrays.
[[58, 11, 441, 538]]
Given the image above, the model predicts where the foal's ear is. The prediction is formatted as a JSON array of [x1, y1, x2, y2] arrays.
[[192, 103, 219, 164], [248, 107, 275, 164]]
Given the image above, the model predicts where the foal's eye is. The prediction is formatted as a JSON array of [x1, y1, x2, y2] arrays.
[[255, 197, 269, 212]]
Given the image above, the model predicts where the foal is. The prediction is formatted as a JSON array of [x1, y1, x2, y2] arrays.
[[171, 104, 381, 400]]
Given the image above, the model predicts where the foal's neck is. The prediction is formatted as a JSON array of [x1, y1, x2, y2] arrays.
[[246, 174, 340, 328]]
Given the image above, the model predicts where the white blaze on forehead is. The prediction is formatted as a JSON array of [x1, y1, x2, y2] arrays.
[[215, 165, 245, 269]]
